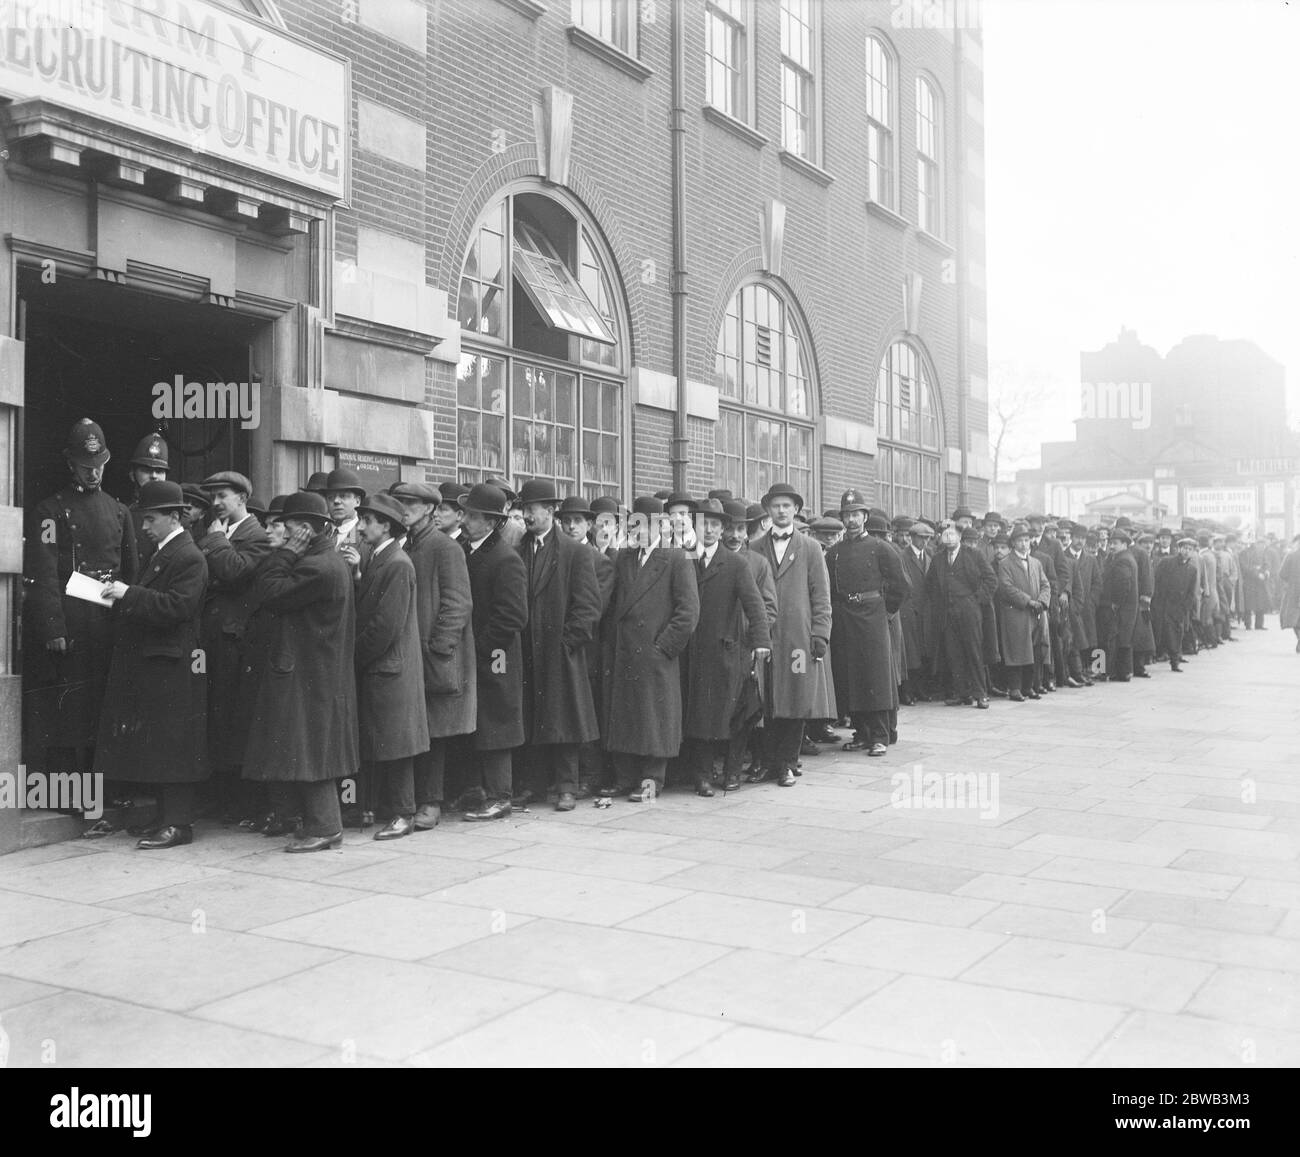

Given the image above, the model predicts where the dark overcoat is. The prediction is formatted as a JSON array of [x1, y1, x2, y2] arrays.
[[242, 538, 359, 783], [1099, 548, 1140, 648], [682, 546, 771, 740], [603, 545, 700, 756], [755, 529, 834, 719], [405, 518, 476, 738], [826, 532, 907, 713], [1279, 550, 1300, 629], [94, 529, 208, 784], [924, 545, 997, 676], [354, 539, 429, 763], [1239, 544, 1271, 616], [24, 485, 138, 766], [519, 528, 602, 745], [1067, 548, 1101, 650], [1131, 546, 1158, 653], [996, 552, 1050, 667], [197, 515, 271, 765], [1152, 554, 1197, 644], [464, 530, 528, 751], [898, 543, 932, 673]]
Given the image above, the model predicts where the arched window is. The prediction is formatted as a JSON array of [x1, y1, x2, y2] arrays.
[[876, 341, 942, 519], [915, 76, 942, 236], [714, 282, 815, 502], [456, 190, 625, 500], [865, 35, 895, 209]]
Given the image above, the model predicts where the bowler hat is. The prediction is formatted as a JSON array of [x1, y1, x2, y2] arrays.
[[438, 482, 470, 506], [200, 470, 253, 497], [357, 492, 408, 530], [63, 418, 111, 467], [663, 492, 698, 512], [390, 481, 440, 504], [696, 498, 727, 520], [950, 505, 974, 522], [1114, 516, 1134, 530], [840, 489, 870, 514], [909, 521, 935, 538], [1111, 529, 1132, 544], [590, 495, 625, 518], [459, 483, 512, 517], [279, 491, 333, 525], [745, 503, 767, 524], [1009, 523, 1032, 542], [130, 433, 169, 470], [324, 468, 366, 497], [246, 496, 266, 520], [483, 475, 518, 502], [303, 472, 330, 493], [180, 483, 211, 510], [721, 500, 751, 525], [1156, 527, 1174, 538], [632, 496, 664, 516], [762, 482, 804, 511], [266, 494, 289, 519], [707, 489, 734, 502], [518, 479, 561, 505], [983, 511, 1005, 525], [993, 532, 1011, 547], [865, 513, 891, 534], [557, 495, 596, 519], [136, 480, 187, 512]]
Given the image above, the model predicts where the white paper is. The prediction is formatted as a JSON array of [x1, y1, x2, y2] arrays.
[[65, 571, 115, 608]]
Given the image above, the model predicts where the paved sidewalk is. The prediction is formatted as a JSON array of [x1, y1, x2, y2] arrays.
[[1, 627, 1297, 1067]]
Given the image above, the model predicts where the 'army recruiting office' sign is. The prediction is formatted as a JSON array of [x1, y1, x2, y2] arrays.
[[0, 0, 349, 201]]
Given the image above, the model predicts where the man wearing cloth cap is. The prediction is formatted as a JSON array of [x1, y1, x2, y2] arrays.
[[925, 521, 997, 708], [458, 484, 529, 821], [601, 496, 699, 800], [898, 521, 935, 703], [827, 493, 908, 754], [94, 482, 209, 847], [24, 419, 139, 826], [126, 432, 170, 569], [517, 479, 602, 809], [241, 492, 360, 851], [747, 483, 833, 784], [1152, 538, 1198, 672], [353, 493, 429, 840], [391, 480, 476, 827], [195, 471, 271, 824], [1098, 529, 1140, 681]]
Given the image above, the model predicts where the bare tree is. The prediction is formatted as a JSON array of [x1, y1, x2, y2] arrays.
[[990, 388, 1034, 486]]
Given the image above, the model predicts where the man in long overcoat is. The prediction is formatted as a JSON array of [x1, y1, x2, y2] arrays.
[[1152, 537, 1198, 671], [517, 479, 602, 809], [748, 482, 833, 786], [1098, 530, 1140, 681], [354, 493, 429, 841], [601, 496, 699, 800], [195, 471, 270, 823], [1129, 533, 1158, 676], [1239, 538, 1271, 630], [392, 481, 476, 830], [925, 523, 997, 708], [1066, 523, 1101, 684], [242, 492, 359, 852], [1195, 534, 1220, 650], [24, 420, 138, 802], [826, 495, 907, 756], [996, 525, 1051, 700], [460, 483, 529, 821], [680, 499, 770, 795], [898, 521, 935, 703], [95, 481, 207, 848]]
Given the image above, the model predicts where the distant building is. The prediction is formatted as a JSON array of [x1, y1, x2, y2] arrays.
[[1014, 329, 1297, 538]]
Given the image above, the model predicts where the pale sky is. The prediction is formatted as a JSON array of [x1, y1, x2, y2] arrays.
[[982, 0, 1300, 474]]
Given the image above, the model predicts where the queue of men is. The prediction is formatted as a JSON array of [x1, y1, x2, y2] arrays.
[[22, 417, 1285, 855]]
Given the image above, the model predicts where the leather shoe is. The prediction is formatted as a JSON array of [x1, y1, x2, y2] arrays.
[[82, 818, 119, 839], [285, 832, 343, 853], [1043, 682, 1057, 692], [745, 766, 772, 784], [975, 698, 990, 709], [261, 814, 301, 837], [464, 799, 512, 822], [373, 816, 413, 841], [1170, 664, 1183, 672], [695, 781, 715, 797], [137, 824, 192, 850], [777, 767, 797, 786], [630, 779, 657, 802], [1134, 671, 1151, 678], [842, 739, 870, 752], [450, 787, 487, 813], [1008, 690, 1025, 702], [413, 803, 441, 830], [800, 737, 820, 756], [1026, 689, 1041, 700], [1066, 676, 1085, 688], [720, 775, 742, 792], [555, 792, 577, 811], [868, 742, 888, 756], [988, 686, 1009, 698]]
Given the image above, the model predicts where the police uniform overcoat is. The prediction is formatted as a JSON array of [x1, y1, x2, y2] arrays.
[[464, 529, 528, 751], [603, 544, 700, 756], [826, 532, 907, 712], [682, 546, 770, 740], [354, 539, 429, 763], [242, 538, 359, 783], [93, 529, 208, 784]]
